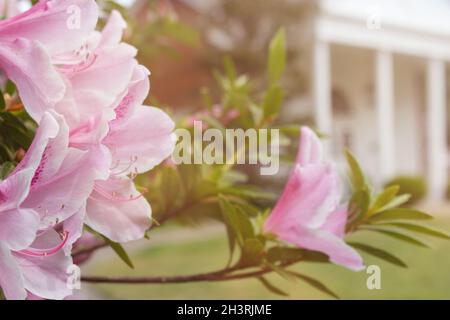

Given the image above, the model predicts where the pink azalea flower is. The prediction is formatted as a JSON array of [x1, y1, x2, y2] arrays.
[[0, 0, 99, 121], [53, 10, 176, 243], [53, 10, 137, 130], [0, 111, 94, 299], [264, 127, 364, 271], [20, 112, 98, 251], [84, 64, 175, 243]]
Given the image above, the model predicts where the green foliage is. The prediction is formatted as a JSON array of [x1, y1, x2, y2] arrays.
[[348, 242, 407, 268], [100, 235, 135, 269], [344, 152, 448, 276], [268, 28, 286, 84], [84, 225, 135, 269], [0, 162, 14, 179], [384, 175, 427, 205], [0, 89, 5, 111]]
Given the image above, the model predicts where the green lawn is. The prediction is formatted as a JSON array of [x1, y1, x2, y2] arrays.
[[84, 217, 450, 299]]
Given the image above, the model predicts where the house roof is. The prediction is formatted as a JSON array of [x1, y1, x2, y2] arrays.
[[320, 0, 450, 37]]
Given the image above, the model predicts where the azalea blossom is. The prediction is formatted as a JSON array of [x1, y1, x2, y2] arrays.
[[264, 127, 364, 271], [0, 0, 99, 121], [81, 64, 175, 243], [20, 111, 98, 250], [1, 2, 175, 245], [46, 10, 176, 243], [0, 111, 95, 299]]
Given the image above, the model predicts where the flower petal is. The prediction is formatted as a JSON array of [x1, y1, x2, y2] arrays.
[[0, 243, 26, 300], [85, 177, 151, 243], [0, 39, 65, 121], [14, 229, 73, 300], [296, 126, 323, 166], [0, 208, 39, 251], [0, 0, 99, 56], [283, 225, 364, 271], [105, 106, 176, 175]]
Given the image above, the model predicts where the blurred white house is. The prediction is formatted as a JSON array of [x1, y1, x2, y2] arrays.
[[308, 0, 450, 199], [139, 0, 450, 200]]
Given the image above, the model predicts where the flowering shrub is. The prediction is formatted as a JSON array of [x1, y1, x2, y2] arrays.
[[0, 0, 448, 300]]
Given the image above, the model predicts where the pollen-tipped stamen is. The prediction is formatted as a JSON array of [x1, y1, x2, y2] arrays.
[[19, 231, 69, 257]]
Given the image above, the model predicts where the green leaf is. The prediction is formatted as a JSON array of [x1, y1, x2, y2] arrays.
[[219, 195, 254, 246], [223, 56, 237, 82], [287, 271, 339, 299], [224, 223, 237, 266], [348, 242, 407, 268], [369, 209, 433, 223], [5, 80, 15, 95], [0, 162, 15, 179], [362, 227, 429, 248], [0, 112, 33, 149], [374, 222, 450, 240], [299, 250, 330, 263], [257, 277, 289, 297], [345, 149, 366, 191], [378, 194, 411, 211], [267, 28, 286, 84], [0, 111, 28, 132], [221, 185, 277, 201], [0, 144, 12, 162], [263, 84, 283, 119], [0, 89, 5, 111], [240, 238, 264, 266], [266, 247, 329, 264], [371, 185, 400, 213], [266, 247, 304, 264], [101, 236, 134, 269], [160, 167, 186, 212], [348, 189, 370, 222]]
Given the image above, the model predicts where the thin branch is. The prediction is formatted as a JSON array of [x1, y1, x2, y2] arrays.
[[81, 260, 299, 284]]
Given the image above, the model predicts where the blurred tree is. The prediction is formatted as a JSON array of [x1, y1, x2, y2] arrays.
[[126, 0, 315, 109]]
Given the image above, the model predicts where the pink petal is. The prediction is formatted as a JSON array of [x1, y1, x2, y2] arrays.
[[85, 177, 151, 243], [0, 208, 39, 251], [23, 148, 95, 228], [265, 163, 341, 232], [0, 168, 34, 212], [98, 10, 127, 49], [105, 106, 176, 175], [63, 44, 137, 119], [63, 204, 86, 255], [296, 126, 323, 166], [12, 111, 60, 176], [283, 225, 364, 271], [0, 39, 65, 121], [322, 205, 349, 238], [0, 0, 99, 56], [110, 65, 150, 125], [15, 230, 73, 300], [0, 243, 26, 300]]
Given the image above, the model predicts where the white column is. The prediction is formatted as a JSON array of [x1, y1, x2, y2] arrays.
[[313, 41, 332, 137], [427, 58, 447, 200], [375, 50, 396, 181]]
